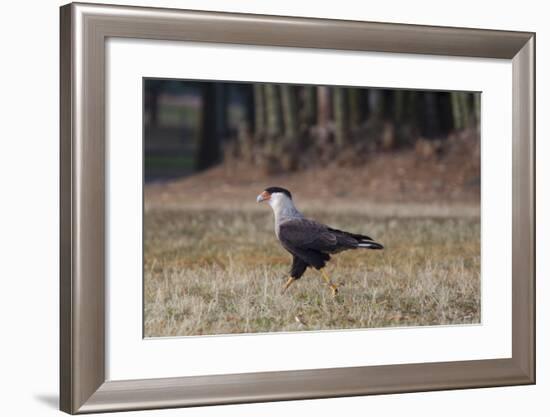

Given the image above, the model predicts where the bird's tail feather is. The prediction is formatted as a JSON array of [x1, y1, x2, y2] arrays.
[[357, 240, 384, 250], [327, 227, 384, 250]]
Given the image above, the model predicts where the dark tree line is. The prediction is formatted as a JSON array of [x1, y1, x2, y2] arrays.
[[145, 80, 480, 173]]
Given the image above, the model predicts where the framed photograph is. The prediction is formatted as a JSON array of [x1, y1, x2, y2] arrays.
[[60, 2, 535, 414]]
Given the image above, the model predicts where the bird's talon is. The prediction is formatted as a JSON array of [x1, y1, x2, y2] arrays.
[[282, 277, 295, 294]]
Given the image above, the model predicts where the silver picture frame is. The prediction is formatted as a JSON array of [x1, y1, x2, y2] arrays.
[[60, 2, 535, 414]]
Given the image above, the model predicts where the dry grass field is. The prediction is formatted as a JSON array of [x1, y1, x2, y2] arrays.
[[144, 203, 480, 337]]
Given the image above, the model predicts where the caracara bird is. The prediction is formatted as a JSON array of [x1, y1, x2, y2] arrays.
[[257, 187, 383, 296]]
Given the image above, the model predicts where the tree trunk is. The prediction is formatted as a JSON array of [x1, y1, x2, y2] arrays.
[[422, 91, 439, 138], [214, 83, 227, 142], [149, 90, 159, 127], [348, 88, 362, 130], [265, 84, 282, 138], [317, 86, 331, 141], [280, 85, 298, 139], [333, 87, 348, 147], [240, 84, 255, 134], [300, 86, 316, 133], [253, 84, 265, 137], [451, 91, 464, 130], [196, 82, 221, 170], [459, 93, 471, 128], [474, 92, 481, 125], [368, 89, 384, 121], [393, 90, 405, 124], [436, 92, 454, 135], [146, 80, 162, 127]]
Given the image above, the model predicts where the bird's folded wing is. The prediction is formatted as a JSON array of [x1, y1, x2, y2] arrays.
[[278, 218, 337, 251]]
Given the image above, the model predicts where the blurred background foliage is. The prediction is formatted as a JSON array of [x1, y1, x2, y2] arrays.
[[144, 79, 480, 181]]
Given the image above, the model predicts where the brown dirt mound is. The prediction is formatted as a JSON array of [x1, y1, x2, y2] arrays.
[[145, 129, 480, 210]]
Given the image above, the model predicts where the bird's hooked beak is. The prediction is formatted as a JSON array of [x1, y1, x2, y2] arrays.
[[256, 191, 271, 203]]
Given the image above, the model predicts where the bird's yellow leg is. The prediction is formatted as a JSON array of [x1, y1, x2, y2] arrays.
[[320, 270, 339, 296], [282, 277, 296, 294]]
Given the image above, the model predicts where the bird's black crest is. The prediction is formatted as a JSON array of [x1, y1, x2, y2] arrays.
[[265, 187, 292, 199]]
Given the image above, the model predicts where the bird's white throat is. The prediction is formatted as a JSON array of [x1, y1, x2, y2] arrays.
[[268, 193, 303, 224]]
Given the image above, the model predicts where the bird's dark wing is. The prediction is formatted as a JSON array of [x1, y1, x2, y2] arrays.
[[279, 218, 382, 256], [278, 218, 340, 269], [278, 218, 339, 252]]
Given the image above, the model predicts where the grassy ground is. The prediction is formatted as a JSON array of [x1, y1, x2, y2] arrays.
[[144, 206, 480, 337]]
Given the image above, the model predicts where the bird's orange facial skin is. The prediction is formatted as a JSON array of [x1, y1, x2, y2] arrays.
[[257, 191, 271, 202]]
